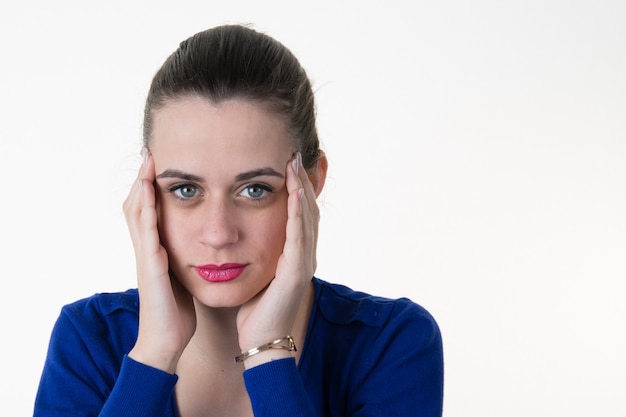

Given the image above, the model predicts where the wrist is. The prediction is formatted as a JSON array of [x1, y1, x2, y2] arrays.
[[128, 345, 181, 374], [235, 335, 297, 369], [240, 348, 293, 369]]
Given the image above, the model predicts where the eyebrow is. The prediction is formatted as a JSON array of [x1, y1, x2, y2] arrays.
[[156, 170, 204, 182], [155, 167, 284, 183], [235, 168, 284, 182]]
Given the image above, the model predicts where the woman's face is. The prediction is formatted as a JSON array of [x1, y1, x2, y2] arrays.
[[150, 97, 295, 308]]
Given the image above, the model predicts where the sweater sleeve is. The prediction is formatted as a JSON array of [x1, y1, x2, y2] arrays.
[[34, 298, 178, 417], [243, 358, 317, 417], [99, 356, 178, 417]]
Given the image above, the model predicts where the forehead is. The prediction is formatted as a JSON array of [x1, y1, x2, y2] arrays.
[[152, 96, 291, 145], [150, 97, 295, 171]]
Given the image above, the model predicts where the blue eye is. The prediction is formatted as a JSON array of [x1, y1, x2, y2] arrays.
[[170, 184, 198, 199], [241, 184, 272, 199]]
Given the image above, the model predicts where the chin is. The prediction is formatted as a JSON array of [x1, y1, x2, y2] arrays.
[[192, 284, 264, 309]]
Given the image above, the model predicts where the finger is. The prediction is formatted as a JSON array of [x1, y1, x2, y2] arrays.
[[123, 150, 145, 212], [124, 148, 151, 209], [286, 151, 304, 196], [282, 153, 305, 260], [124, 150, 161, 257], [294, 153, 320, 244], [123, 151, 148, 245], [137, 152, 163, 255], [299, 165, 321, 274], [282, 153, 320, 278]]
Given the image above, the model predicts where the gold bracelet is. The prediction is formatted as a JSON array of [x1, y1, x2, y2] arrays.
[[234, 335, 297, 363]]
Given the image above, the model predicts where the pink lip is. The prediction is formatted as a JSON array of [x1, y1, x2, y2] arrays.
[[194, 263, 247, 283]]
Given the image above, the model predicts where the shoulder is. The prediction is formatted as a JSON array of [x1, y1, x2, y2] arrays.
[[53, 289, 140, 353], [61, 288, 139, 321], [308, 279, 443, 415], [307, 278, 443, 389], [36, 290, 143, 413], [312, 277, 438, 332]]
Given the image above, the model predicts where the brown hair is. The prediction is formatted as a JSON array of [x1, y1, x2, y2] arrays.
[[143, 25, 321, 170]]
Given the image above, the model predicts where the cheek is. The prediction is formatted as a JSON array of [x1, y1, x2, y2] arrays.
[[266, 209, 288, 244], [155, 198, 187, 253], [249, 201, 288, 259]]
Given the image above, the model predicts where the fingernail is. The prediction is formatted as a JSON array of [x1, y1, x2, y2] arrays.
[[141, 147, 149, 165], [298, 188, 304, 200], [292, 152, 301, 175]]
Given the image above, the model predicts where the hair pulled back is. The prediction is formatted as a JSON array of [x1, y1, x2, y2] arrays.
[[143, 25, 320, 169]]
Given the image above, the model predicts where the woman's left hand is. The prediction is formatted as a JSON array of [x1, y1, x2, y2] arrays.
[[236, 152, 319, 366]]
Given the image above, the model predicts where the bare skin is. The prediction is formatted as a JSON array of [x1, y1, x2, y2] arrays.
[[123, 98, 327, 416]]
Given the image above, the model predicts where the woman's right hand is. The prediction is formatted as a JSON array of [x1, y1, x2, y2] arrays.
[[123, 148, 196, 374]]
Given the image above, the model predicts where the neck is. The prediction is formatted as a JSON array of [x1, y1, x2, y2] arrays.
[[187, 304, 241, 365], [184, 280, 316, 367]]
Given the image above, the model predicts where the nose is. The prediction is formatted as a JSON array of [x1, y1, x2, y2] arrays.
[[199, 198, 239, 248]]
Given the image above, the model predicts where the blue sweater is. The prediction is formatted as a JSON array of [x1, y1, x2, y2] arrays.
[[34, 278, 443, 416]]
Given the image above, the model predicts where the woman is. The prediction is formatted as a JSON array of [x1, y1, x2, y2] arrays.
[[34, 24, 444, 416]]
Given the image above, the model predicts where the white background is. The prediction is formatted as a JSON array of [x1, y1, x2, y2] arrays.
[[1, 1, 624, 415]]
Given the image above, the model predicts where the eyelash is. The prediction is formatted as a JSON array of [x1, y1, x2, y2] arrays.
[[168, 183, 200, 201], [240, 183, 274, 200], [166, 183, 274, 202]]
